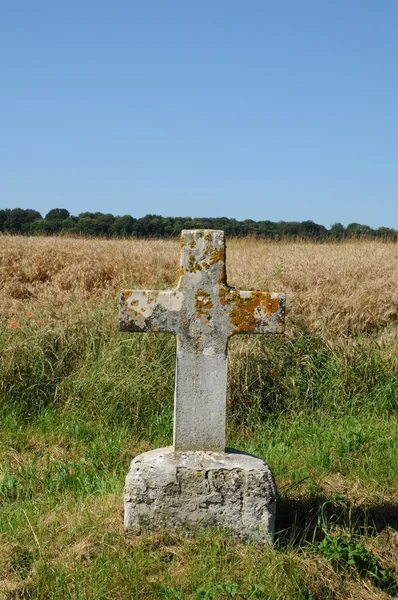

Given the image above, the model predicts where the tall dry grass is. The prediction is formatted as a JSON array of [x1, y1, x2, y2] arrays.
[[1, 234, 397, 337]]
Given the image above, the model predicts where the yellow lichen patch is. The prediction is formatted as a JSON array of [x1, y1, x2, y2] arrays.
[[188, 252, 202, 273], [217, 260, 227, 284], [228, 292, 279, 333], [130, 299, 139, 306], [195, 289, 213, 318], [217, 272, 225, 285], [189, 239, 195, 248], [209, 246, 225, 265], [177, 266, 184, 281], [145, 291, 158, 304], [260, 292, 279, 314], [189, 263, 202, 273], [122, 289, 133, 298], [218, 286, 236, 307], [204, 233, 212, 241], [202, 261, 210, 270], [219, 287, 228, 306]]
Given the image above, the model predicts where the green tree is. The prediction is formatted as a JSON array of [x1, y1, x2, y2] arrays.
[[329, 222, 345, 239], [61, 216, 79, 233], [111, 215, 136, 236], [375, 226, 395, 240], [45, 208, 70, 221], [5, 208, 42, 233], [0, 209, 10, 232], [346, 223, 375, 238], [300, 220, 327, 239]]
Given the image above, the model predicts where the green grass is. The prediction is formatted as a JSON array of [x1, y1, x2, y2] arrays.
[[1, 304, 398, 599]]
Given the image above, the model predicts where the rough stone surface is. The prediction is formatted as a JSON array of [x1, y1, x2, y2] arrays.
[[120, 229, 285, 452], [124, 447, 278, 544]]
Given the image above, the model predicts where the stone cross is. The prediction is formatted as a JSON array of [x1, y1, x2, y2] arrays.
[[120, 230, 285, 452]]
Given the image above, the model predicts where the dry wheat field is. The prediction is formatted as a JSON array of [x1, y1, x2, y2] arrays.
[[1, 234, 398, 337]]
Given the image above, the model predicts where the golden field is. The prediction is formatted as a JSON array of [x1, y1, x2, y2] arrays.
[[1, 234, 398, 338]]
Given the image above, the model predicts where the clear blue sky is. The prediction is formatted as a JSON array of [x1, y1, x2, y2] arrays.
[[1, 1, 397, 228]]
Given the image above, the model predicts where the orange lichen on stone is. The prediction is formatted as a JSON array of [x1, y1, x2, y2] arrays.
[[189, 263, 202, 273], [228, 292, 280, 333], [146, 290, 159, 303], [209, 246, 225, 265], [195, 288, 213, 318], [189, 239, 195, 248], [204, 233, 212, 241], [261, 292, 279, 315], [188, 252, 202, 273], [219, 286, 233, 307], [194, 334, 203, 350], [217, 272, 225, 285], [151, 323, 157, 331], [131, 299, 139, 306]]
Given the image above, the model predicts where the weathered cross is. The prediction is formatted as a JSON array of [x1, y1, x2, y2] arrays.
[[120, 230, 285, 452]]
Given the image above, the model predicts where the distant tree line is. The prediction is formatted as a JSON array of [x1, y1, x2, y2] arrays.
[[0, 207, 396, 241]]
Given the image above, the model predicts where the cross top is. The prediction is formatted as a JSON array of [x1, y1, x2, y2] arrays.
[[120, 230, 285, 452]]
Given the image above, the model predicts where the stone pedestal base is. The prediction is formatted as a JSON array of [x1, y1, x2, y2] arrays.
[[124, 447, 278, 544]]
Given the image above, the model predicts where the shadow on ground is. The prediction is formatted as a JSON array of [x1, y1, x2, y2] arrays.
[[276, 493, 398, 547]]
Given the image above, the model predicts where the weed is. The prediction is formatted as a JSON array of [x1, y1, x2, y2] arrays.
[[319, 533, 398, 593]]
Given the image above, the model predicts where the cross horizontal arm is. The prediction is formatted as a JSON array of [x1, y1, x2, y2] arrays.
[[119, 289, 182, 333], [222, 289, 285, 336]]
